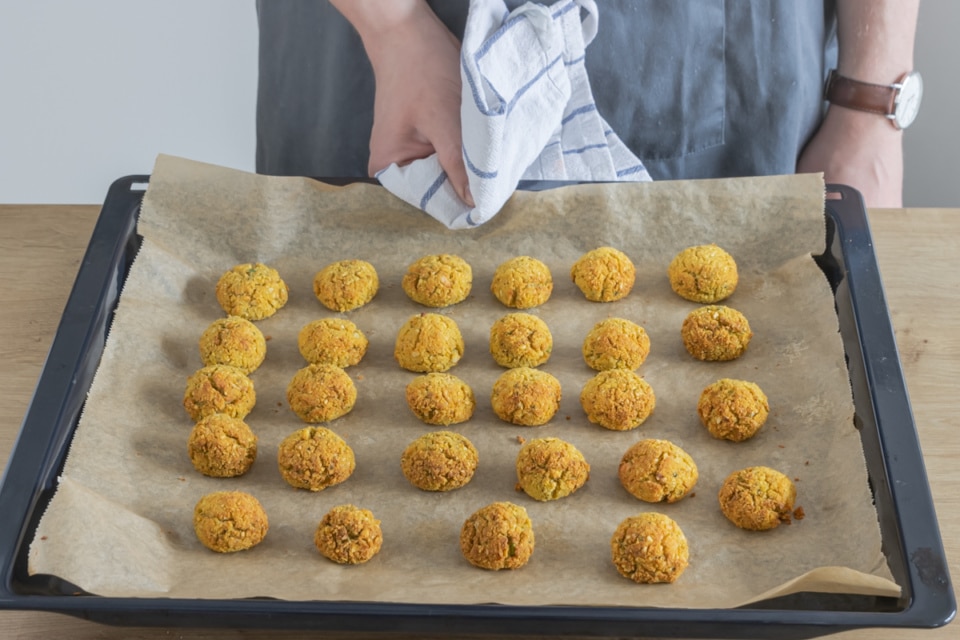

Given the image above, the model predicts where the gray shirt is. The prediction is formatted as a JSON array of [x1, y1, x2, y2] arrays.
[[255, 0, 837, 181]]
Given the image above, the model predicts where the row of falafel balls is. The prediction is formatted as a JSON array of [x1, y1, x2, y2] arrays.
[[187, 245, 798, 584]]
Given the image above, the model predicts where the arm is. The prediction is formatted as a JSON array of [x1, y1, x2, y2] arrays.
[[329, 0, 473, 206], [797, 0, 920, 208]]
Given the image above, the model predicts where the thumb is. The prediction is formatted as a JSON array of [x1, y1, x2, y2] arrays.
[[432, 134, 474, 208]]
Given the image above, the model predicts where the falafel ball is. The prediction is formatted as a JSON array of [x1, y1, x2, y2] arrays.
[[515, 437, 590, 501], [489, 312, 553, 368], [298, 318, 369, 367], [680, 305, 753, 361], [698, 378, 770, 442], [394, 313, 465, 373], [581, 317, 650, 371], [183, 364, 256, 422], [193, 491, 269, 553], [667, 244, 738, 303], [313, 259, 379, 312], [490, 367, 562, 426], [401, 430, 479, 492], [405, 372, 476, 426], [215, 262, 289, 321], [286, 363, 357, 423], [198, 315, 267, 374], [402, 254, 472, 308], [490, 256, 553, 309], [618, 439, 698, 503], [460, 501, 535, 570], [314, 504, 383, 564], [718, 466, 797, 531], [570, 247, 636, 302], [580, 369, 655, 431], [187, 413, 258, 478], [611, 512, 689, 584], [277, 426, 356, 491]]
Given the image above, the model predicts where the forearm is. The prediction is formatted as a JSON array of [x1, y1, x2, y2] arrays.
[[329, 0, 429, 60], [835, 0, 919, 82]]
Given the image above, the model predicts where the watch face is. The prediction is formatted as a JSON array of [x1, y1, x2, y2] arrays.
[[894, 71, 923, 129]]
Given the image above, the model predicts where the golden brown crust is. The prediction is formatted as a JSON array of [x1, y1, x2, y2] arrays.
[[183, 364, 256, 422], [286, 363, 357, 423], [570, 247, 636, 302], [401, 430, 479, 491], [312, 259, 379, 312], [298, 318, 369, 367], [404, 372, 476, 426], [277, 426, 356, 491], [581, 317, 650, 371], [459, 501, 535, 570], [187, 414, 258, 478], [198, 315, 267, 374], [215, 263, 289, 321], [610, 512, 689, 584], [618, 439, 698, 503], [394, 313, 465, 373], [698, 378, 770, 442], [718, 466, 796, 531], [401, 254, 472, 308], [515, 437, 590, 501], [193, 491, 268, 553], [680, 305, 752, 362], [490, 256, 553, 309], [579, 369, 655, 431], [314, 504, 383, 564], [489, 312, 553, 368], [667, 244, 738, 303], [490, 367, 562, 426]]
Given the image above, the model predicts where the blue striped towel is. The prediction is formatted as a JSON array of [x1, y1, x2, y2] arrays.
[[376, 0, 651, 230]]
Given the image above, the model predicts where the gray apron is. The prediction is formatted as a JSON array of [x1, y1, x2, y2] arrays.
[[255, 0, 837, 181]]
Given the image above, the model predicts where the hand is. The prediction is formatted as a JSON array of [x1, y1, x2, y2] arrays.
[[352, 2, 473, 206]]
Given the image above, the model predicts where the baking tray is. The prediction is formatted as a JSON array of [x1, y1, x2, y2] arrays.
[[0, 175, 953, 638]]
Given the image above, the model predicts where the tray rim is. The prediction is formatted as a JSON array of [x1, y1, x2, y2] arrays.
[[0, 176, 953, 638]]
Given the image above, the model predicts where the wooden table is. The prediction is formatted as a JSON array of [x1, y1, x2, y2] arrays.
[[1, 204, 956, 639]]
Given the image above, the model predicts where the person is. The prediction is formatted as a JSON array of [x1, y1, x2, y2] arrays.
[[255, 0, 919, 209]]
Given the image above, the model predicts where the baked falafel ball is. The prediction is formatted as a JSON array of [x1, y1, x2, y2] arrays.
[[718, 466, 797, 531], [667, 244, 738, 303], [215, 262, 289, 321], [490, 367, 562, 426], [314, 504, 383, 564], [394, 313, 465, 373], [580, 369, 655, 431], [193, 491, 269, 553], [298, 318, 369, 367], [277, 426, 356, 491], [187, 413, 258, 478], [198, 315, 267, 374], [582, 317, 650, 371], [183, 364, 256, 422], [570, 247, 636, 302], [698, 378, 770, 442], [489, 312, 553, 368], [618, 439, 698, 503], [405, 372, 476, 426], [680, 305, 753, 361], [312, 259, 379, 312], [611, 512, 689, 584], [490, 256, 553, 309], [400, 430, 479, 492], [460, 501, 535, 570], [515, 437, 590, 501], [402, 253, 472, 308], [286, 363, 357, 423]]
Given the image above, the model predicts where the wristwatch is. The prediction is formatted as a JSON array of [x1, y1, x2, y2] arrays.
[[824, 69, 923, 130]]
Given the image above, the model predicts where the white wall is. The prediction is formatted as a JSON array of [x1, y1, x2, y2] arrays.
[[1, 1, 956, 206]]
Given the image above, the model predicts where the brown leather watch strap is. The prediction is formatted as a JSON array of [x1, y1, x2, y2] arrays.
[[824, 69, 897, 116]]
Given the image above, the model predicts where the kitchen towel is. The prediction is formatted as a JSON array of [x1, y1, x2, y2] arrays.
[[376, 0, 652, 230]]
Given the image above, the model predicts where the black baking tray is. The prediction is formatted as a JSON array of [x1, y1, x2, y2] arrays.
[[0, 175, 953, 638]]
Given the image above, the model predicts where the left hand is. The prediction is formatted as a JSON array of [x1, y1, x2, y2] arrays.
[[797, 105, 904, 208]]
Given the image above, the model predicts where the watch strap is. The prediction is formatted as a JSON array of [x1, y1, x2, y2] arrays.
[[824, 69, 897, 117]]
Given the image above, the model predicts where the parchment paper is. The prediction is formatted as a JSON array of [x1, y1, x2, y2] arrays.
[[29, 154, 900, 608]]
